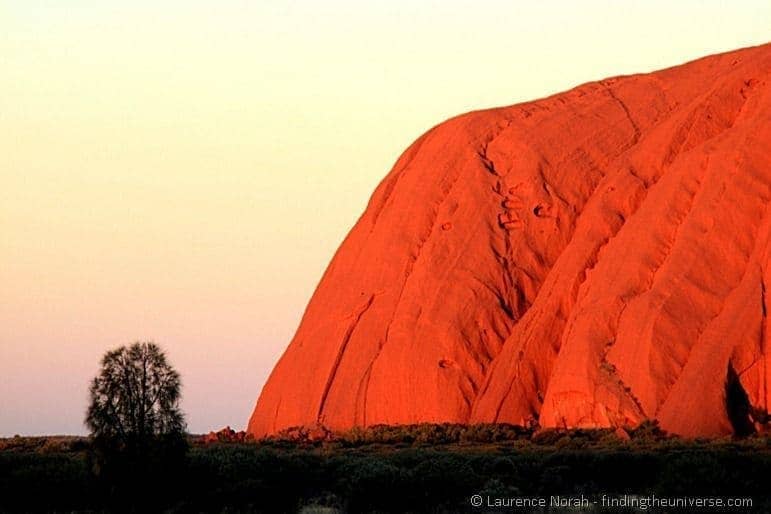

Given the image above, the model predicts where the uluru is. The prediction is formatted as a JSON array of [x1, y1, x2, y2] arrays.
[[249, 43, 771, 438]]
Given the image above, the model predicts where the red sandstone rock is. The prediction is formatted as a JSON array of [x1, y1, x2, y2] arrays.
[[614, 427, 631, 441], [272, 424, 333, 442], [249, 43, 771, 438], [203, 426, 251, 444]]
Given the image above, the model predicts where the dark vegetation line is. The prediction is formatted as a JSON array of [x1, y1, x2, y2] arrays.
[[1, 423, 770, 514]]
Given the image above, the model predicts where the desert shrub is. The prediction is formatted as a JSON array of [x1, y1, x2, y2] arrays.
[[0, 452, 92, 512], [2, 426, 770, 513], [628, 419, 667, 443], [530, 428, 564, 445]]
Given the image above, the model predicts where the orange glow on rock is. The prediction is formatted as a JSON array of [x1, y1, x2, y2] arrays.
[[248, 43, 771, 438]]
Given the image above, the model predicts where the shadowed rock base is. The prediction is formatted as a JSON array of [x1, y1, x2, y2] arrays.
[[249, 43, 771, 438]]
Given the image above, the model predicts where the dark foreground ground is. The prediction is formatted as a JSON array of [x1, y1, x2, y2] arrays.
[[1, 424, 769, 513]]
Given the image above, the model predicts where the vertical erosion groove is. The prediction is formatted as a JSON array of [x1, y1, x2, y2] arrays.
[[316, 294, 375, 423]]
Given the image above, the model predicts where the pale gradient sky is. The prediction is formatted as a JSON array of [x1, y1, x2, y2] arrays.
[[1, 1, 770, 436]]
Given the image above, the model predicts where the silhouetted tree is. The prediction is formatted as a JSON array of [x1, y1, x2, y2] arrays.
[[86, 341, 185, 442], [85, 341, 187, 505]]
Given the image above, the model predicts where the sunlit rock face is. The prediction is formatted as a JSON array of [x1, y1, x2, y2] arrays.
[[249, 43, 771, 438]]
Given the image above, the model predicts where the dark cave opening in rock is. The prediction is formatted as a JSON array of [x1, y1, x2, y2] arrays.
[[725, 364, 756, 437]]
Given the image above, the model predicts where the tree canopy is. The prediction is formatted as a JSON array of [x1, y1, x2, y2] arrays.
[[86, 341, 185, 441]]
